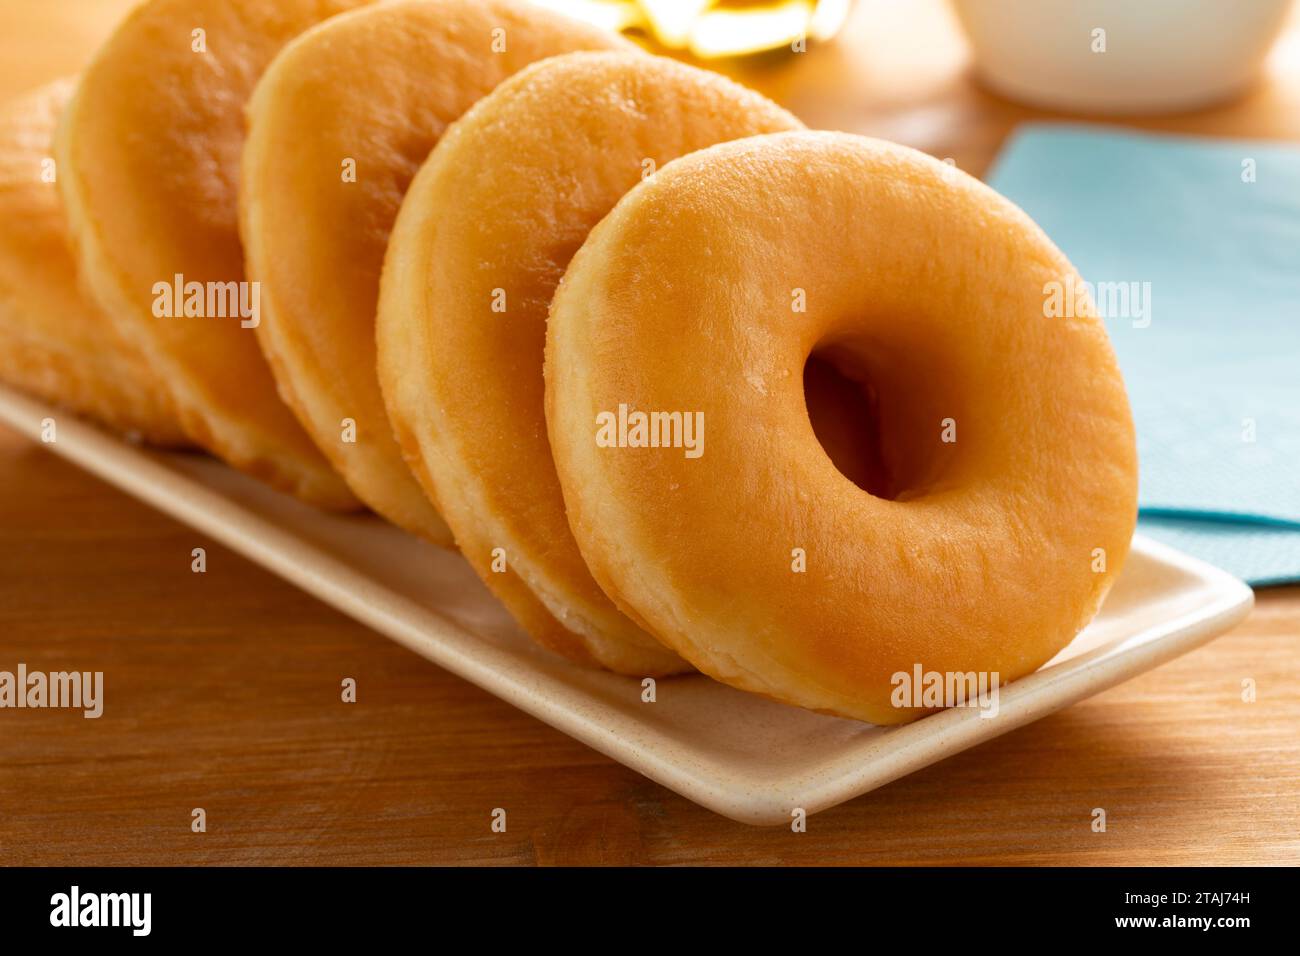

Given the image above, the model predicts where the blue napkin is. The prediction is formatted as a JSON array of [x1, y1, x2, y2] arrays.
[[987, 124, 1300, 586]]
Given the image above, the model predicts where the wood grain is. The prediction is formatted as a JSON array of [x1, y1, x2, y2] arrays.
[[1, 0, 1297, 865]]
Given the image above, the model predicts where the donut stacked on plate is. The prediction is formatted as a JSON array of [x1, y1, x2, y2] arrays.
[[0, 0, 1138, 724]]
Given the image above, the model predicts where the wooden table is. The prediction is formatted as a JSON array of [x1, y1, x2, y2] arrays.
[[1, 0, 1297, 866]]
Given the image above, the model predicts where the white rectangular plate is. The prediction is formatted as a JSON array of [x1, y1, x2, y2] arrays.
[[0, 384, 1254, 825]]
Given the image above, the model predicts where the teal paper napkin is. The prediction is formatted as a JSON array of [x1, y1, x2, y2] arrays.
[[987, 124, 1300, 586]]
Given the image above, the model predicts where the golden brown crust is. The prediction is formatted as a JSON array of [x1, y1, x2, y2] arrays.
[[55, 0, 368, 509], [241, 0, 632, 544], [0, 80, 186, 446], [377, 51, 803, 676], [546, 131, 1139, 722]]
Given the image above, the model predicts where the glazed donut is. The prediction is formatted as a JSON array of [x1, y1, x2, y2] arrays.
[[55, 0, 366, 508], [241, 0, 629, 544], [545, 131, 1138, 722], [377, 52, 801, 674], [0, 81, 184, 446]]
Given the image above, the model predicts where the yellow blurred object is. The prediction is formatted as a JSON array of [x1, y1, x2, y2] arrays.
[[533, 0, 851, 57]]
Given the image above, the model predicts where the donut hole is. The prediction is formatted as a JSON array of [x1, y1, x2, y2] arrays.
[[803, 344, 947, 502]]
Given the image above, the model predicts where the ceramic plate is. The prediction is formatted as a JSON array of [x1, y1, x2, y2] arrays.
[[0, 385, 1254, 825]]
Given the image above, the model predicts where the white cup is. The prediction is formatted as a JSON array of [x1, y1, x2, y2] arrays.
[[950, 0, 1296, 114]]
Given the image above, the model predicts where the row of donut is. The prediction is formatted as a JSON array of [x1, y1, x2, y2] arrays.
[[0, 0, 1138, 723]]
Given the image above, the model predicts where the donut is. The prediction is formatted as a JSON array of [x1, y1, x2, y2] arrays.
[[0, 81, 185, 446], [55, 0, 368, 508], [545, 130, 1139, 722], [377, 52, 802, 673], [241, 0, 629, 544]]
